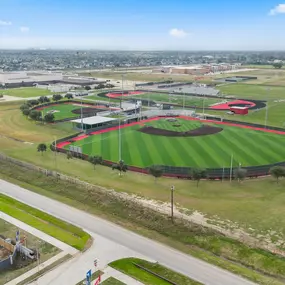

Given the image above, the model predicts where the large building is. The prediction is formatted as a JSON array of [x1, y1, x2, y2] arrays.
[[152, 63, 241, 76], [0, 70, 105, 87]]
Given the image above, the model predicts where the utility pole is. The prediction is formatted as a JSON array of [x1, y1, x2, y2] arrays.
[[170, 185, 175, 221]]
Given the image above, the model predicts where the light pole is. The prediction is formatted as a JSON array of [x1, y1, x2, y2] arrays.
[[81, 95, 83, 132], [170, 185, 175, 221], [202, 93, 205, 119], [265, 88, 270, 129]]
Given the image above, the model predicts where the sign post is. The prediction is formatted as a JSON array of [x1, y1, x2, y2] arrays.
[[86, 269, 92, 285]]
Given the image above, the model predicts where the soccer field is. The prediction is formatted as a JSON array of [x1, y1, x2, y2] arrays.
[[1, 87, 52, 98], [64, 118, 285, 169]]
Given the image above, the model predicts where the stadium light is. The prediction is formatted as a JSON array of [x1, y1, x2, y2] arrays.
[[170, 185, 175, 221], [265, 88, 270, 129]]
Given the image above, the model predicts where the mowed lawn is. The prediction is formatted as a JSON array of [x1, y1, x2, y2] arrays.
[[130, 92, 223, 107], [1, 87, 52, 98], [38, 103, 81, 120], [66, 118, 285, 168], [218, 83, 285, 100]]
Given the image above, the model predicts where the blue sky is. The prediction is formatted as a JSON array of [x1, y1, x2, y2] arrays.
[[0, 0, 285, 49]]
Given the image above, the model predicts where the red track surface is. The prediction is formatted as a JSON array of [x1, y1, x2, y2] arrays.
[[57, 116, 285, 149], [210, 100, 255, 110], [106, 91, 144, 98]]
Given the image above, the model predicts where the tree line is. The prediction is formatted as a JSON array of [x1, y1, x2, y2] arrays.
[[20, 94, 73, 123], [36, 145, 285, 185]]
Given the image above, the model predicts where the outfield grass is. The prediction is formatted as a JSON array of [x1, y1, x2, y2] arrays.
[[65, 118, 285, 168], [38, 103, 81, 120], [0, 219, 60, 285], [130, 92, 223, 107], [218, 83, 285, 99], [109, 258, 203, 285], [0, 87, 52, 98], [206, 101, 285, 128], [0, 194, 90, 250]]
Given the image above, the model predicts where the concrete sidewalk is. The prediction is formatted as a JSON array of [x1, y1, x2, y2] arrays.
[[0, 211, 78, 255], [100, 267, 144, 285], [27, 233, 151, 285]]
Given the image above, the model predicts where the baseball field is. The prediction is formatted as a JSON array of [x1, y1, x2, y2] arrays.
[[62, 117, 285, 169]]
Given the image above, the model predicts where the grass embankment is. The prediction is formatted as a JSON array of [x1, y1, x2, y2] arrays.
[[0, 194, 90, 250], [101, 277, 125, 285], [0, 160, 284, 285], [110, 258, 202, 285], [0, 87, 52, 98]]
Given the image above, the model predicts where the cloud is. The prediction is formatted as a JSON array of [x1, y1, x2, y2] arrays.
[[20, 26, 30, 33], [169, 28, 188, 38], [0, 20, 12, 26], [269, 4, 285, 15]]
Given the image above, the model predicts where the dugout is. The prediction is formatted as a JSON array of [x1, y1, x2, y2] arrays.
[[71, 116, 117, 130]]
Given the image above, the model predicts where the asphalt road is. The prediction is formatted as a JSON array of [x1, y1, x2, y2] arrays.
[[0, 179, 256, 285]]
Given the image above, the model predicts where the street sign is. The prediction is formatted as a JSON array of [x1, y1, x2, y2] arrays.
[[86, 269, 92, 283]]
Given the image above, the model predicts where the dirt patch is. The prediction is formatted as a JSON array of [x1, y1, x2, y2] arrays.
[[71, 107, 106, 115], [138, 124, 223, 137]]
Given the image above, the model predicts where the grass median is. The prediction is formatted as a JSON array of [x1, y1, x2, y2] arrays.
[[0, 194, 90, 250], [0, 160, 285, 285], [110, 258, 202, 285]]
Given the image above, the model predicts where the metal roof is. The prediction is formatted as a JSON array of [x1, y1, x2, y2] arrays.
[[71, 116, 116, 125]]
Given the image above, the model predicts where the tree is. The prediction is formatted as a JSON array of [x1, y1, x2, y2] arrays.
[[85, 85, 91, 91], [38, 96, 50, 103], [191, 168, 207, 187], [52, 94, 63, 102], [22, 108, 30, 117], [273, 62, 283, 69], [27, 99, 39, 107], [88, 155, 103, 170], [29, 110, 42, 121], [234, 168, 247, 183], [270, 166, 285, 183], [67, 151, 73, 160], [112, 160, 127, 176], [37, 143, 47, 155], [149, 166, 163, 183], [44, 113, 55, 123], [65, 94, 73, 99]]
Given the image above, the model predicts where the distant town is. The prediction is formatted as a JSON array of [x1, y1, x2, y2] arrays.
[[0, 50, 284, 71]]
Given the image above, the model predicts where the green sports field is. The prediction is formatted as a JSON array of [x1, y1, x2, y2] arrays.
[[130, 92, 223, 107], [1, 87, 52, 98], [65, 118, 285, 169], [38, 103, 81, 120]]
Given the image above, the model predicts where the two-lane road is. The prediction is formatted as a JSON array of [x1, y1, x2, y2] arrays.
[[0, 179, 256, 285]]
